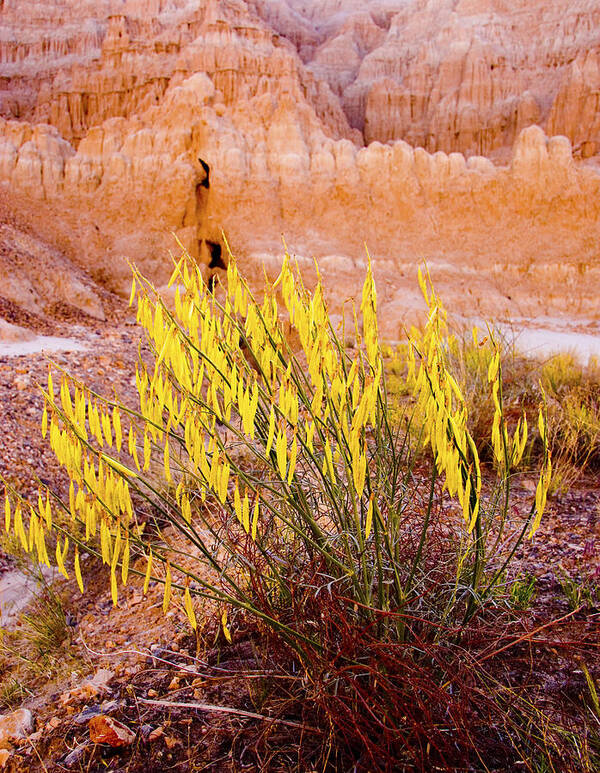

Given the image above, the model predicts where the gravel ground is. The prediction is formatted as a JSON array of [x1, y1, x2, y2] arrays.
[[0, 324, 142, 498]]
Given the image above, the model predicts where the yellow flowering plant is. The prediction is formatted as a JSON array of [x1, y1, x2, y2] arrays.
[[2, 249, 551, 654]]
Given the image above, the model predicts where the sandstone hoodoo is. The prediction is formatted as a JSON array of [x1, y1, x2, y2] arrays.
[[0, 0, 598, 326]]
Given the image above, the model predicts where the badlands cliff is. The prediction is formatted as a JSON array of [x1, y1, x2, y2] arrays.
[[0, 0, 599, 336]]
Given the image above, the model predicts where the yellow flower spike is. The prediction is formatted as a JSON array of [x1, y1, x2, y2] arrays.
[[41, 404, 48, 438], [135, 295, 144, 326], [218, 459, 230, 504], [275, 424, 287, 480], [143, 549, 153, 595], [512, 418, 523, 466], [538, 406, 546, 441], [491, 378, 501, 414], [310, 382, 323, 416], [101, 411, 113, 447], [233, 481, 242, 523], [59, 380, 71, 417], [531, 480, 546, 537], [462, 477, 472, 526], [324, 439, 335, 482], [221, 610, 232, 643], [353, 447, 367, 499], [488, 350, 500, 383], [251, 498, 260, 541], [85, 503, 95, 541], [110, 569, 118, 606], [101, 454, 138, 479], [208, 444, 219, 490], [143, 432, 151, 471], [100, 519, 110, 564], [123, 485, 133, 521], [121, 537, 130, 584], [352, 376, 360, 411], [446, 372, 463, 404], [178, 489, 189, 522], [365, 496, 374, 539], [287, 430, 298, 484], [168, 255, 184, 289], [417, 266, 429, 305], [61, 534, 69, 563], [130, 435, 140, 472], [112, 525, 122, 573], [153, 303, 164, 346], [305, 420, 315, 453], [468, 495, 480, 534], [248, 381, 259, 437], [265, 406, 276, 457], [162, 562, 172, 614], [519, 414, 528, 457], [466, 431, 481, 488], [74, 548, 84, 593], [129, 276, 137, 306], [44, 492, 52, 529], [347, 359, 358, 387], [242, 493, 250, 534], [14, 504, 26, 551], [113, 407, 122, 452], [491, 412, 502, 462], [93, 404, 104, 447], [34, 519, 49, 565], [184, 587, 197, 630], [4, 496, 10, 533]]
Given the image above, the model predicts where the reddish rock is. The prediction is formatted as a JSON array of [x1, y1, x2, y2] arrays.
[[0, 708, 34, 749], [88, 715, 135, 747]]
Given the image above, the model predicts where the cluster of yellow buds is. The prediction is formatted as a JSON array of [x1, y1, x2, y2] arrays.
[[410, 268, 482, 532], [530, 401, 551, 537], [488, 345, 528, 472], [2, 246, 387, 633], [407, 268, 552, 542]]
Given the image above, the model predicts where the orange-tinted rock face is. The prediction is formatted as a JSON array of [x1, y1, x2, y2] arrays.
[[0, 0, 352, 145], [257, 0, 600, 158], [0, 0, 598, 332]]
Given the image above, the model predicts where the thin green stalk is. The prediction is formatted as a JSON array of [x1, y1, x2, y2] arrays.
[[404, 463, 437, 601]]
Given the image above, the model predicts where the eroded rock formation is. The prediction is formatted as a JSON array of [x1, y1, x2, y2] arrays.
[[0, 0, 598, 335], [257, 0, 600, 158]]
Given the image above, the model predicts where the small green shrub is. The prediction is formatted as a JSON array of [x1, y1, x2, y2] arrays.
[[510, 573, 537, 610], [559, 569, 598, 612]]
